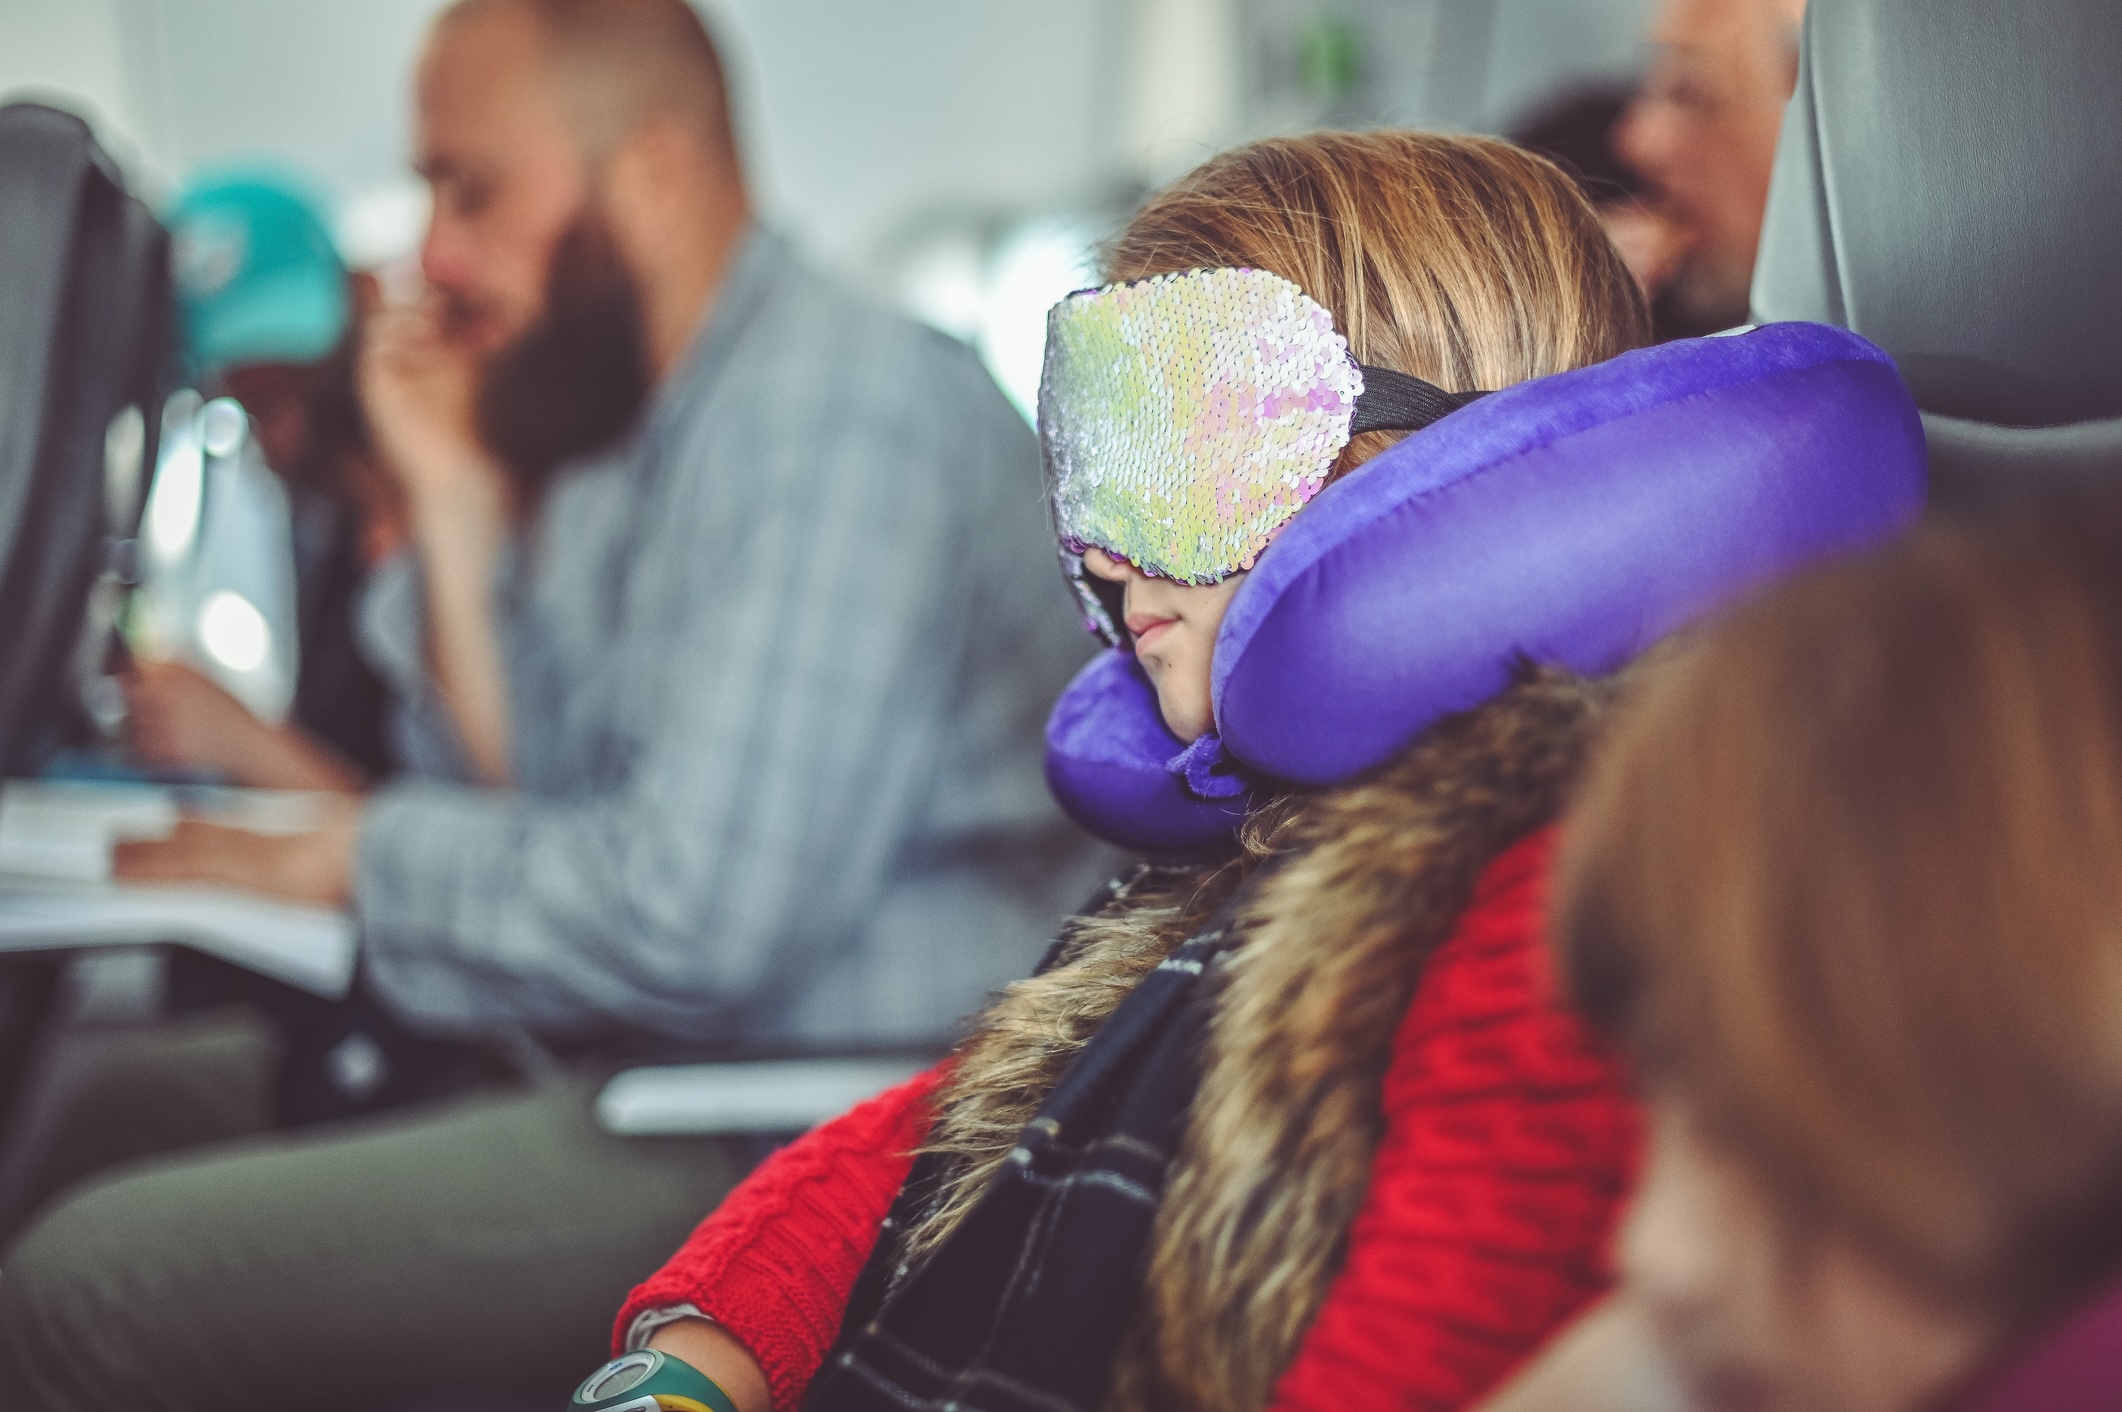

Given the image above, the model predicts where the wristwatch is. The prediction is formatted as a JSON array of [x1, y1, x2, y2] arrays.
[[572, 1349, 741, 1412]]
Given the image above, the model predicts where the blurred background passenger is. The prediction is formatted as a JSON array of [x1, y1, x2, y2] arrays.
[[0, 0, 1107, 1403], [132, 172, 404, 791], [1615, 0, 1807, 335], [1510, 85, 1688, 326], [1485, 510, 2122, 1412]]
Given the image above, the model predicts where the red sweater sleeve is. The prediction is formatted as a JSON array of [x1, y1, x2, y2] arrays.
[[614, 1064, 945, 1412], [1266, 827, 1642, 1411]]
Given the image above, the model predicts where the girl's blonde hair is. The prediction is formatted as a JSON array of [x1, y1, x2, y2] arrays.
[[1105, 129, 1651, 475]]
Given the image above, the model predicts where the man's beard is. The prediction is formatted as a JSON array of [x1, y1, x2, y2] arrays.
[[474, 212, 652, 507]]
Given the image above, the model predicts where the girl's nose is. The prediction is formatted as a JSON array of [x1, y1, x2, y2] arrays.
[[1083, 546, 1136, 583]]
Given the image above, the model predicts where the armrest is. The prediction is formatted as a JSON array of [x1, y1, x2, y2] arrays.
[[595, 1056, 935, 1136]]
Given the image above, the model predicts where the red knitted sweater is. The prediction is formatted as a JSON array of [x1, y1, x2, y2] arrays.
[[617, 829, 1640, 1411]]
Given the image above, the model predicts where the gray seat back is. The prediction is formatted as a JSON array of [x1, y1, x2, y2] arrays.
[[1751, 0, 2122, 509], [0, 103, 171, 769]]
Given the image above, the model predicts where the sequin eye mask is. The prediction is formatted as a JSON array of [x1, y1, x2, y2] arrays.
[[1038, 266, 1487, 643]]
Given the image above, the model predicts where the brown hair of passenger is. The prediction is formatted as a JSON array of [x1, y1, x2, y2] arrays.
[[1542, 509, 2122, 1412]]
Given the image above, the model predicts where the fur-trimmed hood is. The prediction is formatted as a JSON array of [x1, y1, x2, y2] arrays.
[[911, 667, 1617, 1412]]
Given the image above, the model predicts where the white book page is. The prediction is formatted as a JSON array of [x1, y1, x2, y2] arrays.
[[0, 780, 356, 997]]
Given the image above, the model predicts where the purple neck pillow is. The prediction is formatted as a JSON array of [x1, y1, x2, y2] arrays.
[[1045, 322, 1928, 855]]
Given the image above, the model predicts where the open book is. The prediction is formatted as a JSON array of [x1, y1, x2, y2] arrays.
[[0, 780, 356, 997]]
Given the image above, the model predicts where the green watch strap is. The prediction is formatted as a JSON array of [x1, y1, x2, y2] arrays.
[[571, 1348, 741, 1412]]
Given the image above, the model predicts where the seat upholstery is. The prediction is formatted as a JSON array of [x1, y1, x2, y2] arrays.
[[0, 103, 170, 767], [1751, 0, 2122, 507]]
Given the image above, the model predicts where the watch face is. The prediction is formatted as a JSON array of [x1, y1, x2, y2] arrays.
[[578, 1351, 656, 1401]]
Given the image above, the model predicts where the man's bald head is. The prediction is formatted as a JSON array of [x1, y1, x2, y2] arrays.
[[435, 0, 739, 165]]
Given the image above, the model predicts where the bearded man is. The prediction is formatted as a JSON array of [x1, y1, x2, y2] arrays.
[[0, 0, 1108, 1404]]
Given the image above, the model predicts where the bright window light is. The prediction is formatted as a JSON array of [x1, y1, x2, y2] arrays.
[[334, 178, 431, 271], [197, 591, 271, 673], [978, 220, 1100, 422], [200, 397, 247, 458], [145, 438, 204, 565], [896, 233, 987, 344], [104, 404, 145, 531]]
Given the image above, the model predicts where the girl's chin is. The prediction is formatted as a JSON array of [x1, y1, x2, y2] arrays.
[[1157, 709, 1215, 743], [1140, 661, 1215, 741]]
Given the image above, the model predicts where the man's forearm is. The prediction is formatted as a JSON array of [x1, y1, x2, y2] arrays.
[[409, 471, 513, 786], [237, 724, 369, 793], [112, 801, 361, 908]]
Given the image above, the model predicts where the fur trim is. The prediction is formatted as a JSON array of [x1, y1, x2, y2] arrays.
[[908, 667, 1615, 1410], [1123, 666, 1613, 1411], [902, 858, 1255, 1264]]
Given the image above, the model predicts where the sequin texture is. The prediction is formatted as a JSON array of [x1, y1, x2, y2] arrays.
[[1039, 268, 1365, 606]]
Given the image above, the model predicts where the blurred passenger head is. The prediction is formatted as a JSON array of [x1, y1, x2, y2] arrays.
[[171, 171, 352, 473], [172, 171, 349, 382], [1082, 130, 1650, 739], [1558, 510, 2122, 1412], [1616, 0, 1806, 334], [169, 170, 394, 527], [415, 0, 747, 494], [1510, 86, 1687, 307]]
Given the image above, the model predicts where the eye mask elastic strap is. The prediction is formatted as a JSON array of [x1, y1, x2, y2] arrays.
[[1350, 366, 1491, 436]]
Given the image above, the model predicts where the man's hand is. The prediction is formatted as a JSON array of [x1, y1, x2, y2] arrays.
[[112, 798, 362, 909], [124, 660, 364, 793], [126, 660, 272, 775], [358, 294, 515, 786], [359, 295, 505, 513]]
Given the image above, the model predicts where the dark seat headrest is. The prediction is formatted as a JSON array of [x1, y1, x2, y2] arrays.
[[1752, 0, 2122, 507], [0, 103, 169, 769]]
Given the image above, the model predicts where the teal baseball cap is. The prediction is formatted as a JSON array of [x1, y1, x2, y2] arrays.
[[169, 169, 350, 378]]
